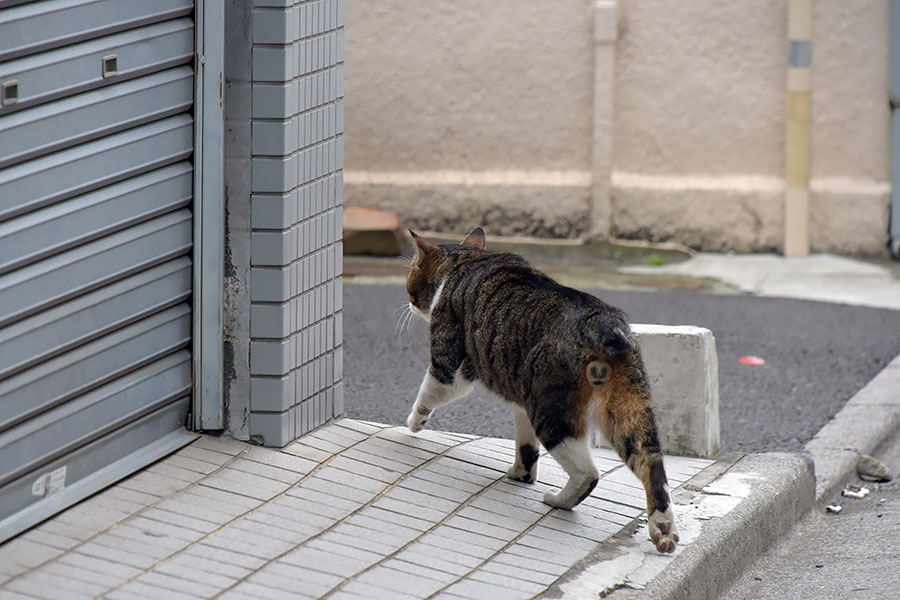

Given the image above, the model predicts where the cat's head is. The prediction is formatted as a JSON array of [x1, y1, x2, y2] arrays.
[[406, 227, 486, 320]]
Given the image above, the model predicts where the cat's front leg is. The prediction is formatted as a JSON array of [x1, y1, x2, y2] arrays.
[[407, 366, 474, 433], [507, 406, 540, 483]]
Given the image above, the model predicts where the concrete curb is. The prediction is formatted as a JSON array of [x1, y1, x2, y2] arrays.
[[634, 452, 815, 600], [804, 351, 900, 504]]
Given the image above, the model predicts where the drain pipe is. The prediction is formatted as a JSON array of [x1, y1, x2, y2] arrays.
[[891, 0, 900, 257], [784, 0, 813, 257]]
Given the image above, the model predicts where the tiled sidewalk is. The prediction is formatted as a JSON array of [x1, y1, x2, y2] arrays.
[[0, 419, 713, 600]]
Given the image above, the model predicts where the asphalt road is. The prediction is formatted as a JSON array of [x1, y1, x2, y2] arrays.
[[342, 282, 900, 453], [721, 432, 900, 599]]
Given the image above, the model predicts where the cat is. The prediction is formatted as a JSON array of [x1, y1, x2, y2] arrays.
[[404, 227, 679, 553]]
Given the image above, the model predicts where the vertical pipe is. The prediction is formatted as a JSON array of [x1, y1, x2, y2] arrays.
[[590, 1, 618, 240], [784, 0, 813, 257], [890, 0, 900, 257]]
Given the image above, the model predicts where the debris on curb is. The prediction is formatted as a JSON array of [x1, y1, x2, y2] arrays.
[[739, 355, 766, 366], [825, 504, 842, 513], [857, 454, 893, 482], [841, 485, 870, 499]]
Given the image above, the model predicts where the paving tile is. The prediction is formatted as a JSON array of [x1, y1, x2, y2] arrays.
[[456, 505, 539, 531], [139, 507, 222, 534], [187, 543, 269, 571], [334, 419, 386, 434], [19, 528, 81, 550], [491, 551, 570, 577], [112, 580, 201, 600], [41, 560, 129, 589], [512, 533, 589, 564], [161, 453, 221, 474], [294, 435, 345, 454], [0, 538, 64, 569], [309, 423, 369, 445], [345, 438, 435, 467], [442, 578, 536, 600], [102, 486, 162, 510], [382, 485, 459, 514], [382, 558, 461, 584], [467, 494, 545, 520], [527, 525, 598, 552], [104, 588, 155, 600], [154, 493, 245, 523], [37, 519, 105, 543], [398, 475, 473, 503], [305, 537, 386, 568], [445, 447, 509, 473], [468, 568, 550, 596], [445, 515, 521, 541], [7, 570, 106, 599], [330, 521, 416, 551], [146, 462, 207, 484], [59, 552, 144, 581], [154, 556, 245, 588], [282, 442, 332, 462], [228, 457, 305, 484], [266, 494, 344, 526], [340, 447, 420, 473], [192, 436, 249, 455], [502, 542, 577, 568], [340, 580, 420, 600], [123, 516, 206, 543], [118, 471, 188, 497], [281, 486, 361, 518], [376, 428, 451, 454], [242, 446, 317, 474], [76, 540, 157, 570], [393, 548, 475, 576], [158, 551, 253, 581], [371, 495, 450, 523], [279, 545, 374, 578], [539, 513, 619, 543], [135, 571, 223, 598], [229, 515, 314, 545], [478, 559, 561, 585], [356, 505, 433, 531], [435, 456, 504, 483], [407, 538, 491, 567], [353, 565, 447, 597], [105, 523, 191, 551], [420, 527, 504, 559], [579, 495, 644, 520], [200, 467, 291, 500], [590, 480, 647, 509], [316, 528, 396, 556], [413, 466, 483, 494], [296, 474, 379, 505], [329, 455, 403, 483], [223, 581, 316, 600], [243, 506, 325, 537], [361, 436, 438, 462], [314, 465, 388, 493], [202, 527, 294, 560], [344, 514, 422, 543], [566, 501, 638, 527], [0, 591, 35, 600], [177, 445, 235, 466], [251, 562, 343, 596]]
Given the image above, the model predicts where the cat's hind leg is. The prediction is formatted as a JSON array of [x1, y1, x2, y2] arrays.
[[507, 406, 540, 483], [541, 435, 599, 509], [407, 367, 474, 432], [592, 351, 679, 553]]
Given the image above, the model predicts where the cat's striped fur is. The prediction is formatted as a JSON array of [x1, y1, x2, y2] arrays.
[[405, 228, 679, 553]]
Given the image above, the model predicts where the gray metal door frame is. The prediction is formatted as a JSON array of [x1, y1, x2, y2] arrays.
[[193, 0, 225, 429]]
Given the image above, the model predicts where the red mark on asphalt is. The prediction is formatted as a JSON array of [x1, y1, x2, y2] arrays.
[[739, 356, 766, 366]]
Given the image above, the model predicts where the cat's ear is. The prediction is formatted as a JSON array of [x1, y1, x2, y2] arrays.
[[409, 229, 438, 264], [461, 227, 486, 250]]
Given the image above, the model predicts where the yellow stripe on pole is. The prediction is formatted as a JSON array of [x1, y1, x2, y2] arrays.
[[784, 0, 812, 257]]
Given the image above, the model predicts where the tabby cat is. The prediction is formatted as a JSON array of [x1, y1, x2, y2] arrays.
[[405, 228, 679, 553]]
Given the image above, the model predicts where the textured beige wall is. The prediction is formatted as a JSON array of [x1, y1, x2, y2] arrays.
[[344, 0, 893, 254], [343, 0, 595, 237], [809, 0, 891, 255]]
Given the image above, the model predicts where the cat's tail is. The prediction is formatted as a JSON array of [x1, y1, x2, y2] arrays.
[[583, 309, 634, 386]]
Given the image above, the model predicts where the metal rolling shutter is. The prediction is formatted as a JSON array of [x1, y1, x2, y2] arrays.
[[0, 0, 198, 542]]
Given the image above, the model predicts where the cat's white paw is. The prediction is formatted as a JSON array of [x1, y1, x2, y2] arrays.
[[543, 489, 577, 510], [506, 463, 535, 483], [406, 410, 427, 433], [648, 507, 678, 553]]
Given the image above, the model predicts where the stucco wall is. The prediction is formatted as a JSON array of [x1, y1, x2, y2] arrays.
[[344, 0, 595, 237], [343, 0, 892, 255]]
